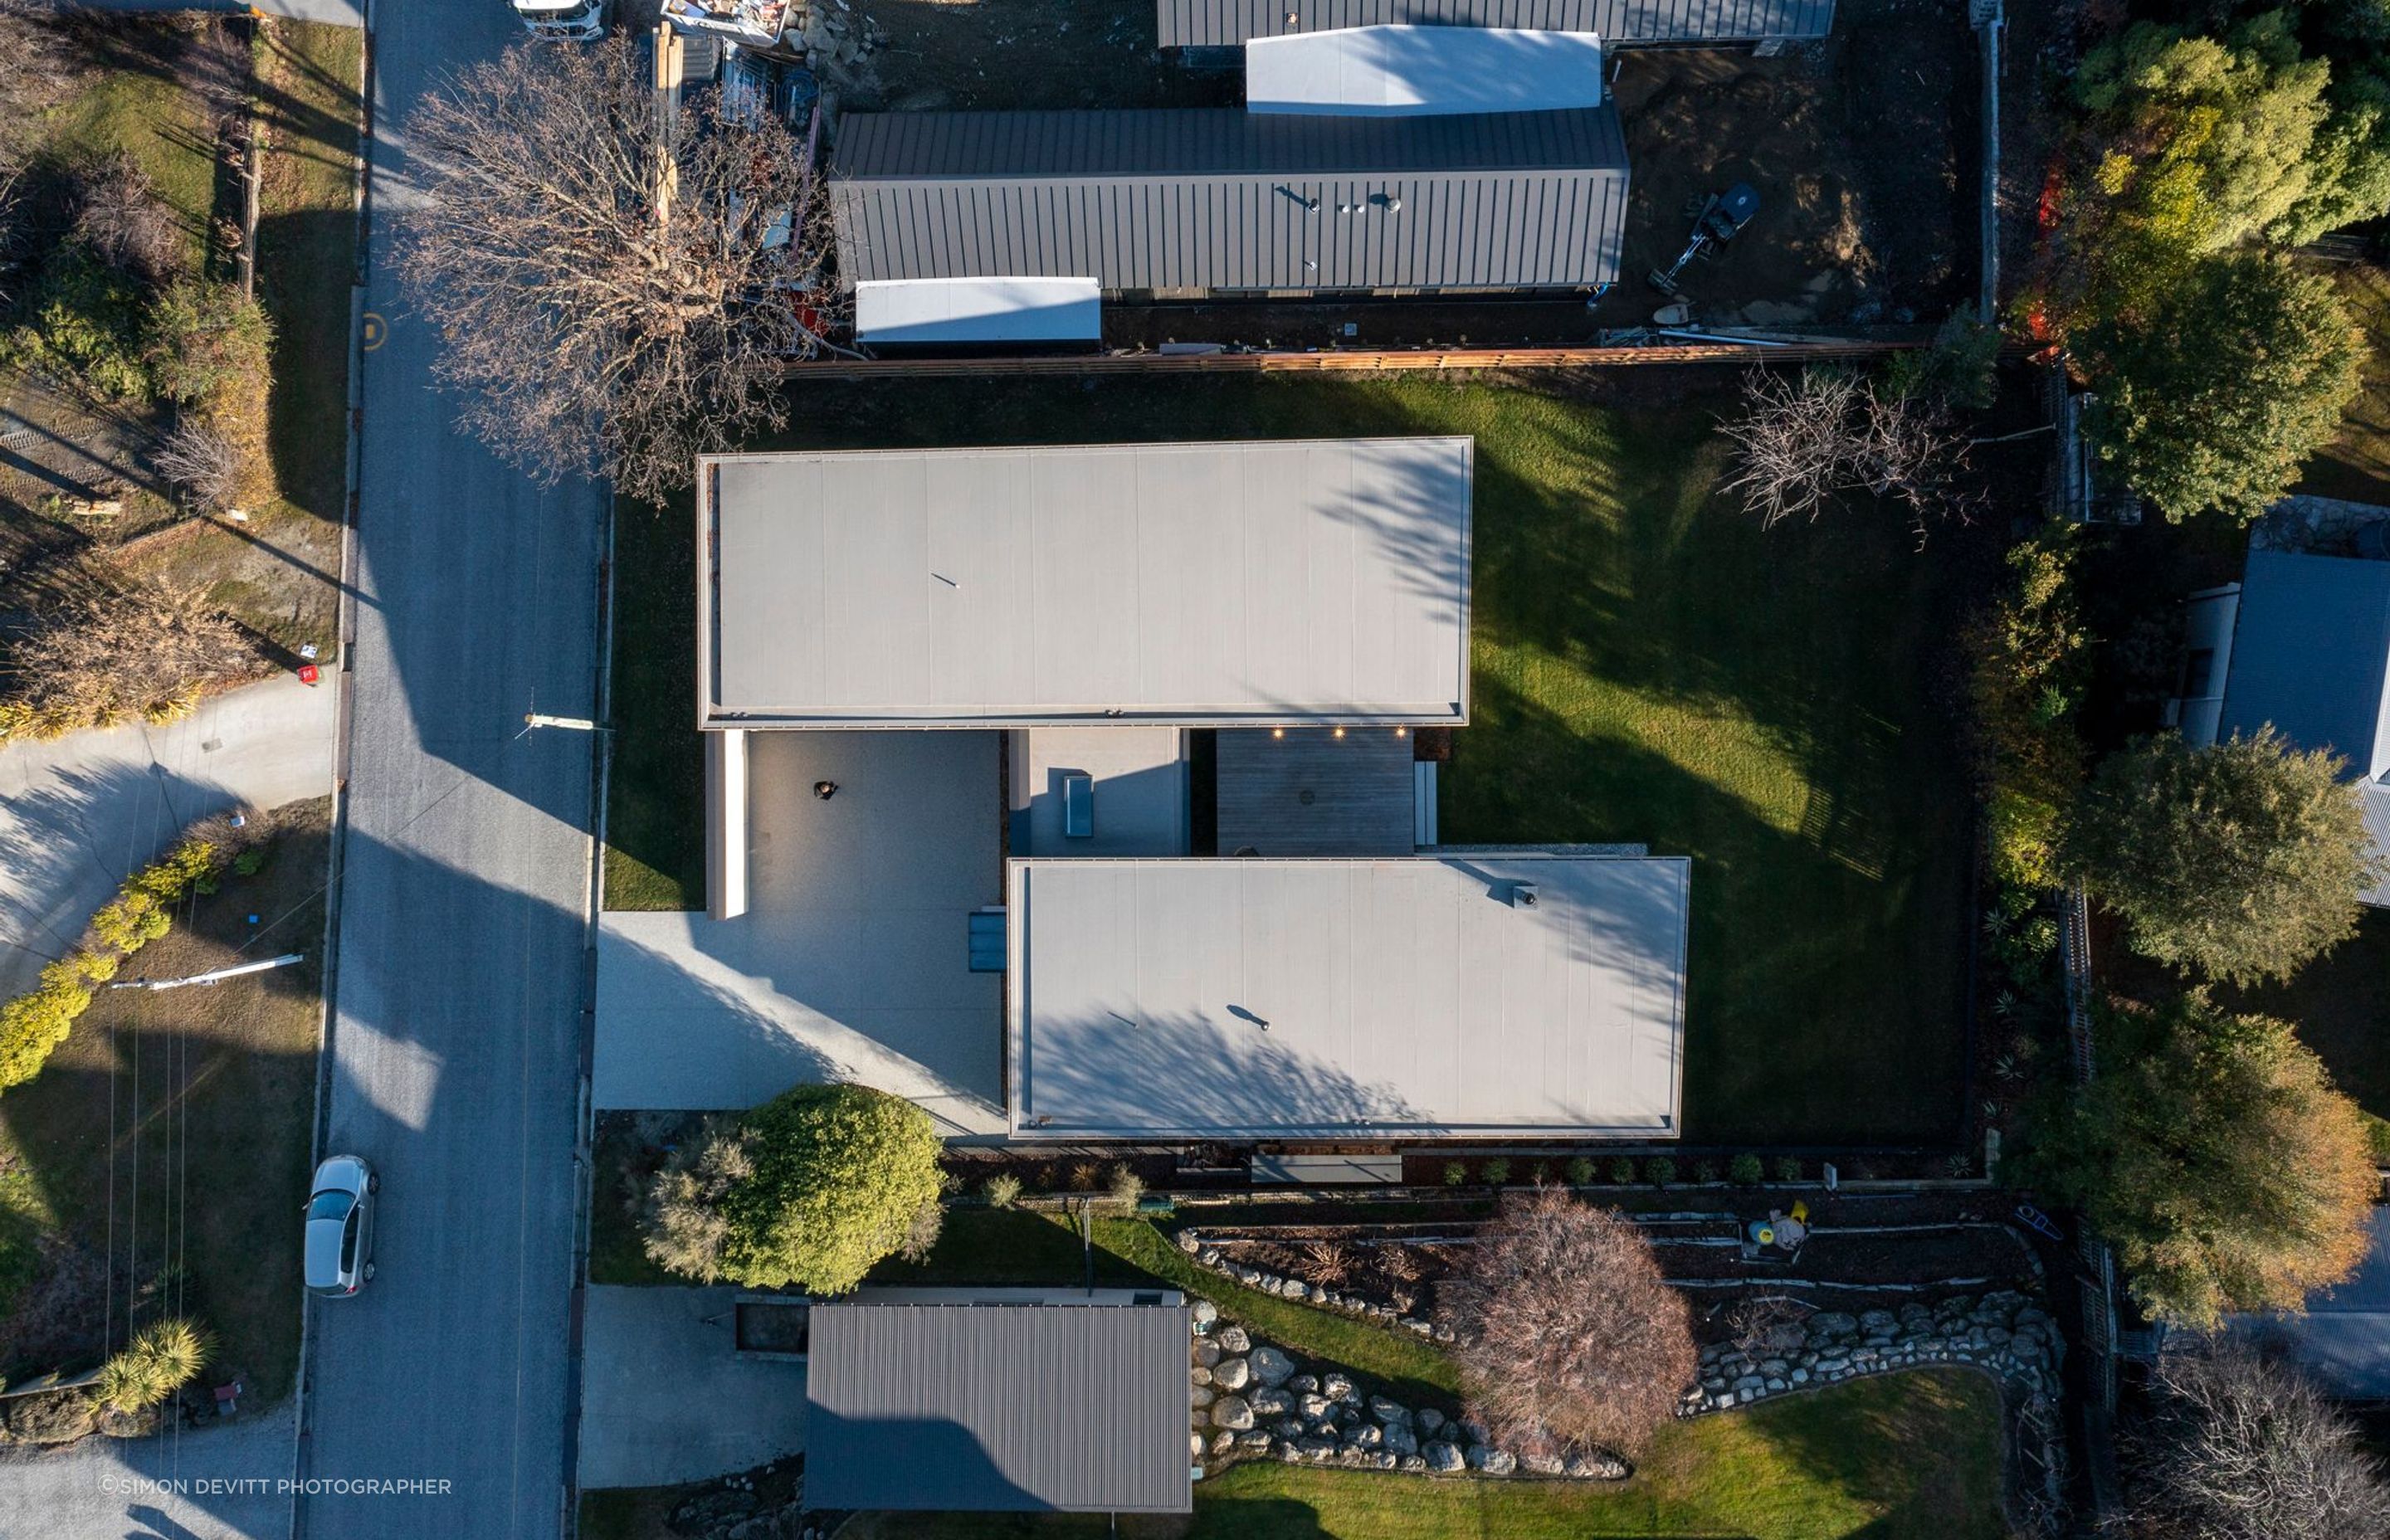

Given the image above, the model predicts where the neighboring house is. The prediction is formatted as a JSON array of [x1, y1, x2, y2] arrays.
[[1156, 0, 1836, 50], [623, 436, 1692, 1140], [826, 106, 1631, 301], [804, 1288, 1193, 1513], [2231, 1209, 2390, 1402], [2174, 542, 2390, 908]]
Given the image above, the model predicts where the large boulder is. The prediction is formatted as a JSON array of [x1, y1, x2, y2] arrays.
[[1563, 1451, 1631, 1480], [1417, 1407, 1446, 1436], [1321, 1372, 1356, 1403], [1193, 1340, 1222, 1368], [1383, 1422, 1419, 1458], [1216, 1325, 1251, 1354], [1248, 1345, 1295, 1386], [1191, 1299, 1219, 1328], [1424, 1441, 1466, 1474], [1212, 1396, 1255, 1431], [1249, 1387, 1293, 1416], [1467, 1446, 1518, 1476], [1368, 1396, 1409, 1424], [1212, 1356, 1251, 1391]]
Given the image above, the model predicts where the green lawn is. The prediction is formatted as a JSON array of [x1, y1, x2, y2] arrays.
[[254, 19, 363, 524], [604, 375, 1979, 1143], [848, 1368, 2007, 1540], [36, 65, 217, 275]]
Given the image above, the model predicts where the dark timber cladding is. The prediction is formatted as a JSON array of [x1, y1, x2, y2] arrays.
[[829, 107, 1630, 294], [1155, 0, 1838, 46]]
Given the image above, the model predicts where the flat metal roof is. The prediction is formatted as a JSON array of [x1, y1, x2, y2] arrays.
[[1245, 26, 1607, 117], [698, 439, 1473, 727], [2219, 548, 2390, 782], [828, 107, 1629, 293], [1006, 853, 1689, 1138], [853, 277, 1101, 344], [804, 1291, 1193, 1513], [1158, 0, 1836, 47]]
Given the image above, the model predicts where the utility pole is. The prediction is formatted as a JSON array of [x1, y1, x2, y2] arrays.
[[522, 712, 605, 733], [110, 953, 304, 992]]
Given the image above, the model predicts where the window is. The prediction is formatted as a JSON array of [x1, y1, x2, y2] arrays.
[[308, 1190, 354, 1222], [2181, 647, 2217, 699]]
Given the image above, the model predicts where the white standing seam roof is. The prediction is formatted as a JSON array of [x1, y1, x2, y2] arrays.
[[1246, 27, 1607, 117], [853, 277, 1102, 344], [1006, 854, 1689, 1138], [699, 439, 1473, 727]]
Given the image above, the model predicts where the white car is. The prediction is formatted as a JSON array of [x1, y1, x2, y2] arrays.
[[304, 1155, 378, 1298]]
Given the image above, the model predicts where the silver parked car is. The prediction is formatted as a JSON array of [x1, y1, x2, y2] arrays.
[[304, 1155, 378, 1298]]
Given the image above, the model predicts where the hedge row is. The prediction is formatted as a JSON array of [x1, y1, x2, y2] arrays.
[[0, 826, 238, 1092]]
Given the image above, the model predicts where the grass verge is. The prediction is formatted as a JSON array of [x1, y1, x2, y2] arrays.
[[604, 374, 1980, 1143], [841, 1368, 2006, 1540], [0, 799, 329, 1400]]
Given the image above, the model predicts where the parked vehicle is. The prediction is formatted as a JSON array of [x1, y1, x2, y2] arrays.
[[305, 1155, 378, 1298], [513, 0, 606, 41]]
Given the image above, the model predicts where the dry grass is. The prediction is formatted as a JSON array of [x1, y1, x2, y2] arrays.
[[0, 797, 328, 1400]]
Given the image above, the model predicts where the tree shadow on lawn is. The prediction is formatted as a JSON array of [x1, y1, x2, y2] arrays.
[[1714, 1368, 2010, 1540]]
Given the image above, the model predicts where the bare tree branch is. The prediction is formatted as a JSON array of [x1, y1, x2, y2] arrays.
[[394, 37, 843, 504], [154, 421, 241, 512], [4, 565, 260, 733], [2122, 1338, 2390, 1540], [1720, 367, 1979, 546]]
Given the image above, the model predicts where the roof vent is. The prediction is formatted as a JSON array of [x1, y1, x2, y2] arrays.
[[1510, 882, 1539, 910]]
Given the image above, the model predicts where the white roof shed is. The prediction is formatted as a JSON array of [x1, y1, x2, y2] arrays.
[[853, 277, 1102, 345], [1245, 26, 1608, 117], [1005, 853, 1689, 1139]]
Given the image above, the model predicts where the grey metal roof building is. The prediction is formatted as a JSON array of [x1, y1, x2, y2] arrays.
[[805, 1289, 1193, 1513], [1005, 852, 1690, 1139], [2231, 1209, 2390, 1401], [1157, 0, 1836, 48], [828, 107, 1630, 295], [696, 439, 1472, 728], [2216, 548, 2390, 906]]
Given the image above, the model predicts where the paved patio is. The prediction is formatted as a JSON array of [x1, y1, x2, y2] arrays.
[[596, 732, 1005, 1134]]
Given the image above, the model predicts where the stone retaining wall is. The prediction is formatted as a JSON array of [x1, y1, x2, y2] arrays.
[[1174, 1229, 1455, 1344], [1685, 1290, 2063, 1416], [1186, 1301, 1626, 1481]]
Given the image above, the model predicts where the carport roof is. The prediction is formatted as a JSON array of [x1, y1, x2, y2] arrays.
[[697, 439, 1472, 727], [803, 1290, 1193, 1513], [1005, 852, 1689, 1138]]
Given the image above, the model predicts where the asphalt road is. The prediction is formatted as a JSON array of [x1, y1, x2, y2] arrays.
[[294, 2, 605, 1536]]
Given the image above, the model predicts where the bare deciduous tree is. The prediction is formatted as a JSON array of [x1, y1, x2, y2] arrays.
[[153, 422, 241, 512], [5, 568, 258, 733], [396, 37, 843, 505], [2121, 1338, 2390, 1540], [74, 151, 185, 286], [1437, 1188, 1695, 1460], [1721, 367, 1977, 545]]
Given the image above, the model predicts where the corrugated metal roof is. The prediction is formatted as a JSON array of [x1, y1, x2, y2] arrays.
[[698, 439, 1473, 727], [829, 107, 1628, 292], [1157, 0, 1836, 47], [1006, 852, 1690, 1138], [2218, 550, 2390, 782], [804, 1294, 1193, 1513]]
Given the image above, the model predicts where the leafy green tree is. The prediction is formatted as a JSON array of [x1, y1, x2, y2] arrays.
[[2032, 994, 2376, 1328], [2070, 728, 2378, 982], [2080, 251, 2362, 524], [711, 1084, 944, 1294]]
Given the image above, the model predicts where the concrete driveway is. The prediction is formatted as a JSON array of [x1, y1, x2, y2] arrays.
[[596, 732, 1005, 1135], [578, 1288, 805, 1491], [0, 1405, 296, 1540], [0, 673, 336, 1001]]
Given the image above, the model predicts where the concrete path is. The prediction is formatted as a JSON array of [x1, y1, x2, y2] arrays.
[[293, 0, 602, 1535], [0, 674, 336, 1001], [577, 1288, 807, 1491], [0, 1404, 296, 1540]]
